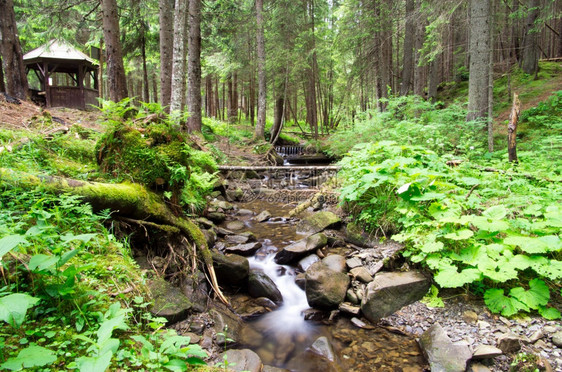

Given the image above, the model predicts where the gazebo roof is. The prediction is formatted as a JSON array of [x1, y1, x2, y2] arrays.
[[23, 39, 97, 67]]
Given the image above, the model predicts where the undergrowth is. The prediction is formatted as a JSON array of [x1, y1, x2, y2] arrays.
[[339, 91, 562, 319]]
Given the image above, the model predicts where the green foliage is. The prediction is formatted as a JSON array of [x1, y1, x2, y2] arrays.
[[0, 187, 207, 370], [520, 90, 562, 130], [340, 140, 561, 319]]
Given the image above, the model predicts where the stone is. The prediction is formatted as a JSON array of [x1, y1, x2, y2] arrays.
[[528, 330, 544, 344], [216, 227, 234, 236], [226, 188, 244, 202], [274, 233, 327, 264], [296, 211, 341, 235], [181, 270, 209, 312], [225, 242, 262, 256], [308, 336, 335, 362], [338, 302, 361, 315], [350, 266, 374, 282], [322, 255, 347, 273], [225, 234, 251, 244], [463, 310, 478, 323], [211, 200, 234, 210], [298, 254, 320, 271], [304, 308, 329, 321], [295, 273, 306, 290], [346, 257, 363, 269], [195, 217, 215, 229], [472, 345, 503, 359], [346, 288, 359, 304], [202, 229, 216, 246], [254, 210, 272, 222], [552, 331, 562, 347], [207, 212, 226, 223], [305, 261, 350, 309], [361, 271, 430, 323], [212, 251, 249, 285], [223, 349, 263, 372], [344, 222, 373, 247], [237, 208, 254, 216], [263, 366, 289, 372], [350, 317, 375, 330], [248, 270, 283, 303], [226, 220, 246, 231], [468, 363, 492, 372], [497, 333, 521, 353], [148, 278, 192, 324], [419, 323, 472, 372]]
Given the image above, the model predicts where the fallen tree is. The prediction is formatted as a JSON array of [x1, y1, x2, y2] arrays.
[[0, 167, 229, 305]]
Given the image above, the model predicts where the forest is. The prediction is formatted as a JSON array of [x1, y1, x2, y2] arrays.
[[0, 0, 561, 371]]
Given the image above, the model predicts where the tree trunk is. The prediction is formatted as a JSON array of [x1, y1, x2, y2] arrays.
[[152, 74, 158, 103], [413, 12, 426, 97], [170, 0, 188, 113], [254, 0, 266, 140], [0, 167, 229, 305], [0, 56, 5, 92], [186, 0, 202, 132], [521, 0, 540, 75], [507, 93, 520, 162], [467, 0, 491, 122], [101, 0, 128, 102], [400, 0, 415, 96], [427, 57, 439, 101], [141, 25, 150, 102], [159, 0, 174, 110], [0, 0, 29, 100]]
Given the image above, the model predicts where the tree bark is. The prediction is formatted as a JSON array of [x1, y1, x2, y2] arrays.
[[466, 0, 491, 122], [0, 56, 5, 92], [254, 0, 266, 140], [521, 0, 540, 75], [170, 0, 188, 113], [0, 0, 29, 100], [101, 0, 128, 102], [507, 93, 520, 162], [159, 0, 174, 110], [400, 0, 415, 96], [141, 24, 150, 102], [186, 0, 202, 132]]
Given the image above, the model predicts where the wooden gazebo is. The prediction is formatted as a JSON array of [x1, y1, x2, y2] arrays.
[[23, 39, 99, 110]]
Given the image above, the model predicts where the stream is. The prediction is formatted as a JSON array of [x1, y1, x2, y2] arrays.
[[220, 199, 425, 372]]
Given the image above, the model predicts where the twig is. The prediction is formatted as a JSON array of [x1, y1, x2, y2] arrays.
[[465, 184, 479, 200]]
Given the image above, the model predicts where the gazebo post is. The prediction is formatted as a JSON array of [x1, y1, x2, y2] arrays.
[[78, 63, 85, 109]]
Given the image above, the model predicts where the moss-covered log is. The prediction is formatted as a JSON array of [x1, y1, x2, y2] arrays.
[[0, 167, 229, 304]]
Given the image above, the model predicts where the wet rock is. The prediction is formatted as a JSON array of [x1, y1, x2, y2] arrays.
[[226, 187, 243, 202], [308, 336, 335, 362], [339, 302, 361, 315], [296, 211, 341, 235], [211, 251, 249, 285], [211, 200, 234, 210], [361, 271, 430, 323], [237, 208, 254, 216], [346, 257, 363, 269], [322, 254, 347, 273], [295, 272, 306, 289], [226, 220, 246, 231], [304, 308, 329, 321], [419, 323, 472, 372], [202, 229, 216, 246], [148, 278, 192, 324], [472, 344, 503, 359], [196, 217, 215, 229], [181, 270, 209, 312], [346, 288, 359, 304], [350, 317, 375, 329], [207, 212, 226, 223], [468, 363, 492, 372], [274, 233, 327, 264], [216, 226, 234, 236], [248, 270, 283, 303], [223, 349, 263, 372], [305, 261, 350, 309], [226, 242, 262, 256], [263, 366, 289, 372], [350, 266, 374, 283], [298, 254, 320, 271], [226, 234, 251, 244], [210, 305, 244, 344], [254, 210, 272, 222], [552, 331, 562, 347], [497, 333, 521, 353]]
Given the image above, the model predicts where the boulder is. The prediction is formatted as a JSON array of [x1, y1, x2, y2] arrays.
[[226, 234, 251, 244], [350, 266, 373, 283], [212, 251, 249, 285], [148, 278, 192, 324], [361, 271, 429, 323], [298, 254, 320, 271], [322, 255, 346, 273], [207, 212, 226, 223], [308, 336, 335, 362], [296, 211, 341, 235], [226, 242, 262, 256], [497, 333, 521, 353], [344, 222, 373, 247], [419, 323, 472, 372], [254, 210, 272, 222], [248, 270, 283, 303], [226, 220, 246, 231], [305, 261, 350, 309], [181, 270, 209, 312], [222, 349, 263, 372], [274, 233, 327, 264]]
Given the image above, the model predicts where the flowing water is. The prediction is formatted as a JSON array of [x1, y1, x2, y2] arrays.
[[228, 200, 425, 372]]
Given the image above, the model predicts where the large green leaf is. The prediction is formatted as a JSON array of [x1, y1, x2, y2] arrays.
[[444, 229, 473, 240], [482, 205, 508, 220], [538, 306, 561, 320], [420, 240, 445, 253], [509, 279, 550, 310], [0, 293, 40, 328], [0, 235, 27, 259], [470, 216, 510, 232], [484, 289, 529, 317], [75, 351, 112, 372], [503, 236, 551, 254], [0, 345, 57, 371], [434, 267, 482, 288]]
